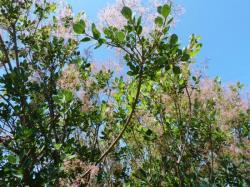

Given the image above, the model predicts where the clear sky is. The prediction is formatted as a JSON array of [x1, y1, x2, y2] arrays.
[[68, 0, 250, 85]]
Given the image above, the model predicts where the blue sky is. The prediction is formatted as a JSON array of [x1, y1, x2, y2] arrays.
[[68, 0, 250, 85]]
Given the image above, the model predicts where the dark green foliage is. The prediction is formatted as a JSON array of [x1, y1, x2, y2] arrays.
[[0, 1, 249, 187]]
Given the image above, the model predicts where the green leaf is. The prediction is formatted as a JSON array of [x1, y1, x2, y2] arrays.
[[181, 53, 190, 61], [135, 168, 147, 180], [190, 43, 202, 58], [127, 71, 134, 76], [143, 128, 156, 141], [13, 169, 23, 179], [98, 38, 106, 45], [7, 155, 16, 164], [192, 76, 197, 81], [81, 37, 91, 42], [104, 28, 112, 38], [49, 3, 57, 12], [155, 17, 163, 27], [65, 154, 76, 160], [137, 25, 143, 35], [173, 66, 181, 74], [170, 34, 178, 44], [73, 19, 86, 34], [161, 4, 171, 18], [54, 143, 62, 150], [23, 128, 33, 137], [121, 6, 132, 20], [137, 16, 142, 26], [92, 23, 101, 39], [116, 31, 125, 43], [145, 129, 153, 136], [167, 17, 174, 24], [94, 42, 103, 49], [59, 90, 73, 103], [163, 26, 170, 34], [157, 6, 162, 14], [165, 64, 171, 71]]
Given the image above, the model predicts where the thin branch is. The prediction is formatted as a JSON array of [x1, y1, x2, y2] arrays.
[[185, 86, 192, 122], [12, 24, 20, 68], [176, 86, 193, 166], [82, 68, 144, 178]]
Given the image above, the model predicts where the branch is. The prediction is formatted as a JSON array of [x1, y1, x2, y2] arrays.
[[176, 86, 192, 165], [82, 69, 144, 178], [12, 24, 20, 68], [185, 86, 192, 121], [11, 24, 28, 126], [0, 34, 13, 71]]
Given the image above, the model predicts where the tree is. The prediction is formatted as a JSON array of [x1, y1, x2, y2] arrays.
[[0, 0, 249, 186]]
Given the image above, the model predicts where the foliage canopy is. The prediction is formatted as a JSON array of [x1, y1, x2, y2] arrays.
[[0, 0, 249, 186]]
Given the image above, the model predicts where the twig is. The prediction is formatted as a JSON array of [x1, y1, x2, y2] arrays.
[[82, 69, 144, 178]]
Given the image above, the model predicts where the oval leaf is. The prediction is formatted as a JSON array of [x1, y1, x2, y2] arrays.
[[161, 4, 171, 18], [155, 16, 163, 27], [92, 23, 101, 39], [116, 31, 125, 43], [73, 19, 86, 34], [121, 6, 132, 20]]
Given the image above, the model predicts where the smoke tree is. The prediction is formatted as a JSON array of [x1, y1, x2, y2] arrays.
[[0, 0, 249, 186]]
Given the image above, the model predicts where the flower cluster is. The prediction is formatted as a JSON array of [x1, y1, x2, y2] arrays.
[[98, 0, 184, 35], [54, 0, 75, 39], [58, 64, 81, 90], [60, 158, 99, 186]]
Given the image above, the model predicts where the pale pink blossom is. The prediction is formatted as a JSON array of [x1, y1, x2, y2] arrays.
[[88, 165, 99, 176], [54, 2, 74, 39], [98, 0, 147, 30], [53, 1, 89, 40], [98, 0, 184, 35], [58, 64, 81, 90]]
